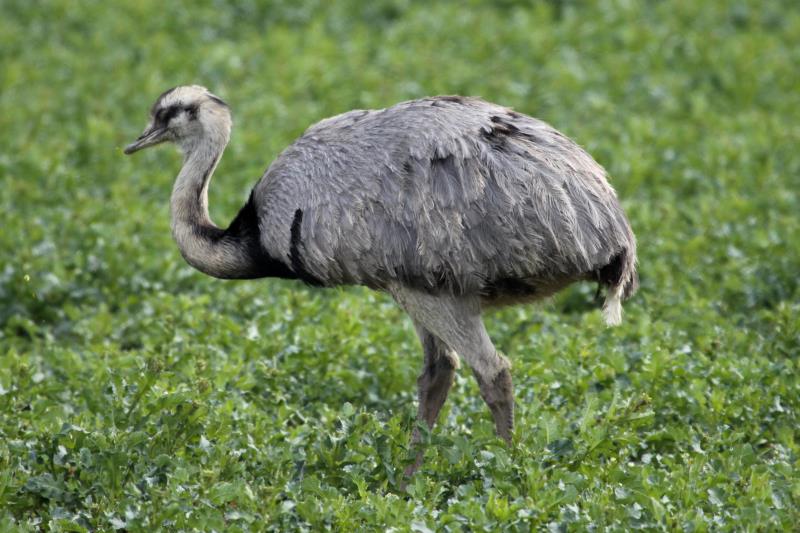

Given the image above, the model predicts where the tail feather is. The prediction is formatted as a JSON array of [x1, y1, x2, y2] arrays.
[[598, 247, 638, 327], [602, 291, 623, 326]]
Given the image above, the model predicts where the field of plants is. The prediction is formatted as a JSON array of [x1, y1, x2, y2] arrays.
[[1, 0, 798, 530]]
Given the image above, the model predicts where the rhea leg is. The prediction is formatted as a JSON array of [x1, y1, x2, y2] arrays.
[[412, 326, 459, 431], [391, 287, 515, 444], [404, 325, 459, 478], [472, 364, 514, 443]]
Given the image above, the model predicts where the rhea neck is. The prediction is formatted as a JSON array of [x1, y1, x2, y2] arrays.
[[170, 125, 225, 233], [169, 121, 276, 280]]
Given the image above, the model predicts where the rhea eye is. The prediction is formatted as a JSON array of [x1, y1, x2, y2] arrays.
[[165, 107, 180, 122], [155, 105, 182, 125]]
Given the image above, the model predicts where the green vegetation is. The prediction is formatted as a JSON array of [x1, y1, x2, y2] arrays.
[[1, 0, 799, 530]]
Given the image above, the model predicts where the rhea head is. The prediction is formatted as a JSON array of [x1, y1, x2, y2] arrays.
[[125, 85, 232, 156]]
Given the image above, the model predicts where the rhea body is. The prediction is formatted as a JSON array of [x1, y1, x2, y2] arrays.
[[126, 86, 638, 478]]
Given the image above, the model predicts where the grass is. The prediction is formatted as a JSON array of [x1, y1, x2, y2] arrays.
[[1, 0, 799, 530]]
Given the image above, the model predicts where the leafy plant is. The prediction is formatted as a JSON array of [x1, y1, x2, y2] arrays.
[[1, 0, 799, 530]]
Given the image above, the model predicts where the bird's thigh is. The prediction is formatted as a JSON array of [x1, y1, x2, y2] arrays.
[[413, 324, 461, 370], [391, 286, 509, 380]]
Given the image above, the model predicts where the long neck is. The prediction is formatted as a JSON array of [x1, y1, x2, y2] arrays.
[[170, 134, 260, 279]]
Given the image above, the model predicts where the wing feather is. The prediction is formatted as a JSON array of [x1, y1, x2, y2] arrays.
[[254, 97, 635, 295]]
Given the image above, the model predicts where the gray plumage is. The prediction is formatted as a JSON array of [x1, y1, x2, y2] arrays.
[[258, 95, 637, 307], [125, 85, 638, 481]]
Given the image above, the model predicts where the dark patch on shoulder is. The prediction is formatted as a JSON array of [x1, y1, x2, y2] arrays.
[[224, 191, 261, 244], [289, 209, 324, 286], [403, 160, 414, 174], [289, 209, 303, 268], [209, 191, 297, 280]]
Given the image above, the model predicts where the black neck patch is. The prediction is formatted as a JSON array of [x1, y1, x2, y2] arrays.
[[207, 192, 298, 280]]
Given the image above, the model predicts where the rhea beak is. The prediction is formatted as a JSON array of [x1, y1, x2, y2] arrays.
[[124, 125, 168, 154]]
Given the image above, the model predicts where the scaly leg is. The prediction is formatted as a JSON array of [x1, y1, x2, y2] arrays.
[[472, 364, 514, 444], [404, 325, 459, 479], [391, 286, 515, 448]]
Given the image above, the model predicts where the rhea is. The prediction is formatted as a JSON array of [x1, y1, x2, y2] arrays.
[[125, 86, 638, 478]]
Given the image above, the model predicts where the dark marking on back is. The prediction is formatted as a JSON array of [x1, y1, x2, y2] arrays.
[[489, 115, 520, 134], [429, 154, 457, 178], [480, 127, 508, 152], [481, 115, 526, 152], [289, 209, 324, 286], [430, 95, 467, 107], [350, 110, 368, 122]]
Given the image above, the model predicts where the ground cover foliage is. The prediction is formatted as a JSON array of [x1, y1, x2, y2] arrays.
[[1, 0, 799, 530]]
